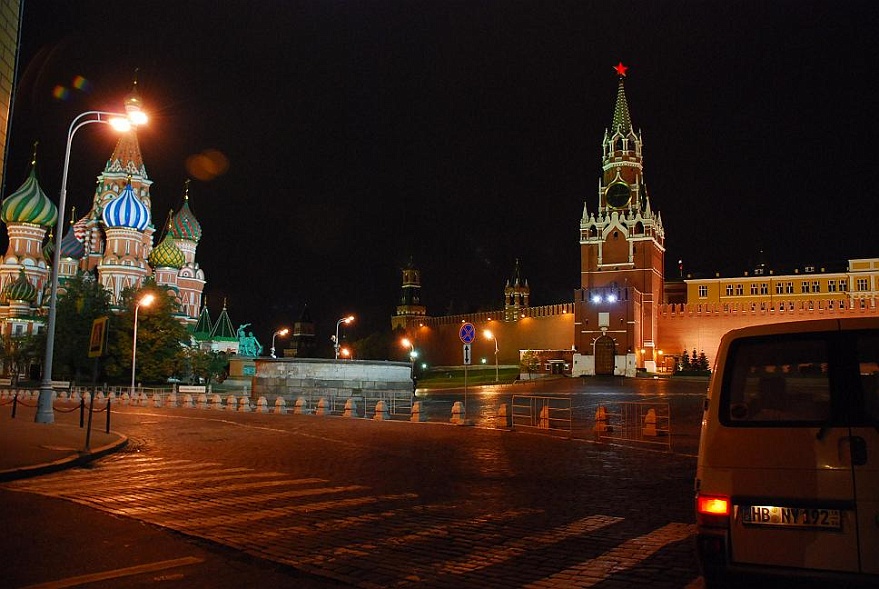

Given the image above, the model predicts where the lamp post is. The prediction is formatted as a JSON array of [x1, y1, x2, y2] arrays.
[[271, 328, 289, 358], [483, 329, 499, 382], [401, 338, 417, 396], [333, 315, 354, 359], [36, 102, 148, 424], [130, 293, 155, 396]]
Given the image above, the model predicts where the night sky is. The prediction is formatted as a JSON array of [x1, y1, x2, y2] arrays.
[[4, 1, 878, 346]]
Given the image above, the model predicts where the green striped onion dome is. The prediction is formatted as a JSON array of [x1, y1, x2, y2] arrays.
[[2, 269, 37, 302], [149, 233, 186, 269], [1, 168, 58, 227], [43, 231, 55, 261], [170, 197, 202, 242]]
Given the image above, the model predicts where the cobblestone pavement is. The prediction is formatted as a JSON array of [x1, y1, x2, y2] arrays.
[[4, 379, 706, 588]]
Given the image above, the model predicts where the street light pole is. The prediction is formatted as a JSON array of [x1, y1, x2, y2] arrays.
[[401, 338, 417, 397], [271, 327, 289, 358], [36, 105, 147, 424], [484, 329, 499, 383], [334, 315, 354, 359], [130, 293, 155, 396]]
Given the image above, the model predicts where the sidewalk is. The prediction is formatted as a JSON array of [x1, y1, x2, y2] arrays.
[[0, 399, 128, 482]]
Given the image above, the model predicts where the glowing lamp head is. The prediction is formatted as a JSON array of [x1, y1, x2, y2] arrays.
[[591, 294, 602, 304], [483, 329, 494, 340], [138, 293, 156, 308]]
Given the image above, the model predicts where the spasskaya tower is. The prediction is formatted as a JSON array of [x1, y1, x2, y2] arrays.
[[573, 63, 665, 376]]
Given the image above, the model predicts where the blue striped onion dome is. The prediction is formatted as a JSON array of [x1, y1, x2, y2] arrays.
[[2, 269, 37, 302], [1, 167, 58, 227], [59, 223, 85, 259], [170, 197, 202, 242], [148, 233, 186, 268], [101, 181, 150, 230]]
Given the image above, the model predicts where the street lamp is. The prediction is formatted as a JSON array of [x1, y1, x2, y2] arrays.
[[401, 338, 418, 394], [36, 98, 148, 423], [131, 293, 156, 396], [271, 328, 289, 358], [483, 329, 499, 383], [333, 315, 354, 359]]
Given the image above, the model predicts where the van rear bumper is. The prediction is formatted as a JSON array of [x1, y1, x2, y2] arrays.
[[696, 529, 879, 588]]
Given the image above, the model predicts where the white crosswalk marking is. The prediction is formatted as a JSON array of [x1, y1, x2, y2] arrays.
[[435, 514, 624, 575], [522, 522, 696, 588], [2, 455, 699, 588]]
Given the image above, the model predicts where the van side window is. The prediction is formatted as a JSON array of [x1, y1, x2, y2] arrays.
[[723, 335, 831, 424], [856, 332, 879, 423]]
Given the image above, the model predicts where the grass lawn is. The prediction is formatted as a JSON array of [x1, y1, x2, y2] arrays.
[[416, 367, 523, 389]]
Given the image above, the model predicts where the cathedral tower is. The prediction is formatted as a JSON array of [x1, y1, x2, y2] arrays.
[[574, 63, 665, 375]]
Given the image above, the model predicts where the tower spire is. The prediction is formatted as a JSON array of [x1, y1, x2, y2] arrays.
[[612, 62, 632, 133]]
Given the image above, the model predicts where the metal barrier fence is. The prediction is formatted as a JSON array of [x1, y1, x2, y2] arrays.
[[511, 395, 573, 438], [593, 401, 671, 451]]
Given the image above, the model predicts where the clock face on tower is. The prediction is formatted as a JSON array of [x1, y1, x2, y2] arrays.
[[605, 182, 630, 208]]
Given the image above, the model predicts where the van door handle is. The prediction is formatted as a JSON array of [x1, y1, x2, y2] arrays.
[[849, 436, 867, 466]]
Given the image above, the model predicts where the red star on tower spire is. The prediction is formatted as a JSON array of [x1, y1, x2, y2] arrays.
[[613, 61, 628, 77]]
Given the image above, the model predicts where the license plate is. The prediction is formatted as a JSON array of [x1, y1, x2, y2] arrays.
[[741, 505, 841, 529]]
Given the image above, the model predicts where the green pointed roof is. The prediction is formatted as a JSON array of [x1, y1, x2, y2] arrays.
[[191, 301, 213, 340], [210, 301, 236, 340]]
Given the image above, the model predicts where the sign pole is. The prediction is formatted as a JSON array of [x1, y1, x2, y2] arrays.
[[459, 323, 476, 425]]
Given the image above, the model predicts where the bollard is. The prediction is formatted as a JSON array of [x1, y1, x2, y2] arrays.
[[197, 393, 208, 409], [496, 403, 512, 428], [238, 396, 252, 412], [373, 400, 390, 421], [410, 400, 426, 423], [642, 408, 658, 436], [153, 393, 163, 408], [182, 393, 194, 409], [256, 396, 269, 413], [294, 397, 309, 415], [273, 397, 287, 414], [225, 394, 237, 410], [450, 401, 465, 424], [343, 398, 358, 418], [593, 405, 611, 438], [210, 394, 223, 410], [538, 404, 550, 429], [315, 398, 331, 416], [166, 392, 178, 408], [79, 397, 85, 427]]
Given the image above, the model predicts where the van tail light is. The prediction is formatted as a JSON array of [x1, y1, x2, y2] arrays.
[[696, 494, 731, 528], [697, 494, 730, 516]]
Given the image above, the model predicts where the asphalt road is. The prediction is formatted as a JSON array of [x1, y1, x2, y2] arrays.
[[2, 377, 706, 588]]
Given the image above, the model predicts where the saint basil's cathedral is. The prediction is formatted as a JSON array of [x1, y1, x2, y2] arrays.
[[0, 89, 210, 341]]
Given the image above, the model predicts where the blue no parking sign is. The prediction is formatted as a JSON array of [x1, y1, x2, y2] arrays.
[[459, 322, 476, 344]]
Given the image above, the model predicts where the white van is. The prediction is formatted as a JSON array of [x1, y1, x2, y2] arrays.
[[695, 318, 878, 587]]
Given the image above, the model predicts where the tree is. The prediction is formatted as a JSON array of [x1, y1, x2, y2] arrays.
[[520, 350, 541, 379], [51, 273, 112, 383], [352, 331, 394, 360], [103, 282, 190, 384], [0, 334, 41, 384], [185, 347, 229, 385]]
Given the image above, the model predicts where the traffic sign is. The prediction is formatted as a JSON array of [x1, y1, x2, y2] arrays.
[[463, 344, 472, 365], [459, 322, 476, 344]]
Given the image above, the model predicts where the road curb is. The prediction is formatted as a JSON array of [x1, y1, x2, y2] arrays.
[[0, 433, 129, 483]]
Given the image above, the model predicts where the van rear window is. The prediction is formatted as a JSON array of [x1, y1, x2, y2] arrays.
[[722, 335, 831, 425]]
